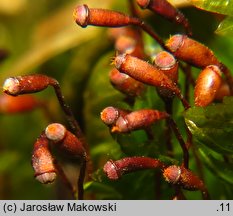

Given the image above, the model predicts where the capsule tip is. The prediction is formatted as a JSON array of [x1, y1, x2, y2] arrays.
[[3, 77, 20, 96], [100, 107, 119, 126], [163, 165, 181, 184], [103, 160, 120, 180], [114, 54, 127, 70], [153, 51, 176, 70], [35, 172, 57, 184], [206, 65, 222, 77], [45, 123, 66, 142], [73, 4, 89, 27], [166, 34, 185, 53]]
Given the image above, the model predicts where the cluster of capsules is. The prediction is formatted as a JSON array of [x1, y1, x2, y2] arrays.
[[2, 74, 88, 199], [73, 0, 233, 199]]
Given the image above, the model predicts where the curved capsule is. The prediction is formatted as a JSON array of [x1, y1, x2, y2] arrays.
[[31, 133, 57, 184], [194, 65, 222, 107], [111, 109, 169, 133], [73, 4, 140, 28]]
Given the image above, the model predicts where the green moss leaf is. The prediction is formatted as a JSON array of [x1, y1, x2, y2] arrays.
[[184, 97, 233, 154], [215, 16, 233, 36], [190, 0, 233, 16], [198, 147, 233, 185]]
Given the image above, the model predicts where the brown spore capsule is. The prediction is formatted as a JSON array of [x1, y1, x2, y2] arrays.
[[103, 156, 165, 180], [101, 106, 130, 126], [108, 26, 145, 58], [103, 160, 120, 180], [114, 54, 190, 108], [153, 51, 179, 98], [167, 35, 233, 95], [109, 68, 145, 97], [100, 106, 123, 126], [73, 4, 140, 28], [153, 51, 178, 80], [3, 74, 58, 96], [136, 0, 192, 35], [45, 123, 86, 158], [163, 165, 181, 184], [114, 54, 178, 93], [100, 106, 120, 126], [45, 123, 66, 142], [166, 34, 220, 68], [194, 65, 222, 107], [115, 36, 136, 54], [31, 133, 57, 184], [108, 27, 138, 41], [73, 4, 90, 27], [163, 165, 206, 191], [111, 109, 169, 133]]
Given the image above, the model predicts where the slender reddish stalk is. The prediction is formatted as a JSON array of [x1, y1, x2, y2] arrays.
[[168, 118, 189, 168], [139, 22, 166, 49], [164, 100, 174, 157]]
